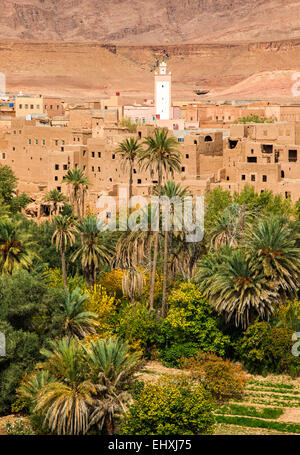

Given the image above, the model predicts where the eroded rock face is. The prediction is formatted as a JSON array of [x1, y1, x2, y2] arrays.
[[0, 0, 299, 44]]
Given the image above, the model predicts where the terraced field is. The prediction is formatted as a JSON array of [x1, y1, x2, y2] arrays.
[[140, 362, 300, 435], [214, 378, 300, 435]]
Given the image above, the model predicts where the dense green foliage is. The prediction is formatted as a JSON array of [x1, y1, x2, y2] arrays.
[[19, 337, 141, 435], [120, 376, 215, 435], [1, 150, 300, 435], [0, 270, 65, 414], [160, 283, 230, 366], [117, 303, 164, 355], [236, 321, 300, 377]]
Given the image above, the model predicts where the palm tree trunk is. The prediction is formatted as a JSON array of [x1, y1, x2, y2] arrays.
[[93, 267, 97, 288], [49, 203, 53, 222], [149, 162, 162, 311], [149, 232, 159, 311], [88, 268, 94, 288], [129, 160, 133, 215], [60, 247, 68, 291], [81, 188, 85, 219], [161, 230, 168, 317], [148, 235, 153, 284], [106, 417, 114, 435], [74, 187, 81, 218]]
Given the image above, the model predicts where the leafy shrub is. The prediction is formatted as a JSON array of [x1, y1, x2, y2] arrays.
[[234, 114, 274, 124], [0, 269, 65, 337], [84, 284, 119, 337], [159, 343, 200, 367], [236, 321, 300, 377], [99, 269, 124, 299], [181, 353, 248, 402], [119, 117, 137, 133], [117, 303, 164, 356], [0, 323, 40, 414], [44, 267, 86, 293], [120, 376, 215, 435], [160, 283, 230, 366], [0, 270, 65, 414], [272, 300, 300, 331]]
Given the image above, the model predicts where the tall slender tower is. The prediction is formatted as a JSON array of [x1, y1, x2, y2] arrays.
[[155, 62, 171, 120]]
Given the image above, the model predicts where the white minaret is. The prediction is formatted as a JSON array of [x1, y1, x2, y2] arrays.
[[155, 62, 171, 120]]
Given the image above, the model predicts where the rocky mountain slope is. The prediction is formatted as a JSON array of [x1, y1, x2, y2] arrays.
[[1, 0, 300, 44], [2, 39, 300, 101]]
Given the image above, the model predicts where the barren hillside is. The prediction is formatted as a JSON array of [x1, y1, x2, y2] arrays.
[[1, 1, 300, 101], [2, 39, 300, 102], [1, 0, 300, 44]]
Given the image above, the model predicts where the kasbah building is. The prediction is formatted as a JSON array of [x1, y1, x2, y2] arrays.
[[1, 62, 300, 219]]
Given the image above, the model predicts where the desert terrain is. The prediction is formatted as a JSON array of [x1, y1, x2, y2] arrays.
[[1, 39, 300, 102], [1, 1, 300, 101]]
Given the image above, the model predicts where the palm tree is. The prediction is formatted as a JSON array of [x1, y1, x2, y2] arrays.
[[72, 215, 113, 286], [17, 370, 56, 411], [197, 247, 278, 328], [43, 189, 68, 218], [195, 245, 231, 295], [122, 267, 145, 305], [35, 338, 96, 435], [114, 204, 153, 270], [208, 203, 248, 249], [52, 215, 77, 290], [158, 180, 190, 316], [62, 288, 98, 340], [34, 337, 141, 435], [244, 217, 300, 298], [62, 168, 90, 219], [139, 128, 181, 310], [0, 219, 38, 274], [115, 137, 143, 213], [85, 337, 142, 434], [170, 232, 204, 282]]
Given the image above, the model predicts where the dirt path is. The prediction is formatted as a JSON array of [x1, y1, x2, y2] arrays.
[[278, 408, 300, 424]]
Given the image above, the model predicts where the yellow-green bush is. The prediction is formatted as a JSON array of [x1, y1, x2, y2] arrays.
[[99, 269, 124, 298], [44, 267, 86, 292], [120, 376, 215, 435], [84, 284, 119, 337], [99, 268, 162, 304], [160, 283, 230, 367]]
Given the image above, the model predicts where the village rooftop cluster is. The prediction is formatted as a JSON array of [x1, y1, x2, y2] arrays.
[[1, 63, 300, 218]]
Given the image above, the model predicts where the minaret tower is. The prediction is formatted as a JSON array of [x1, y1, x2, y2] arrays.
[[155, 62, 171, 120]]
